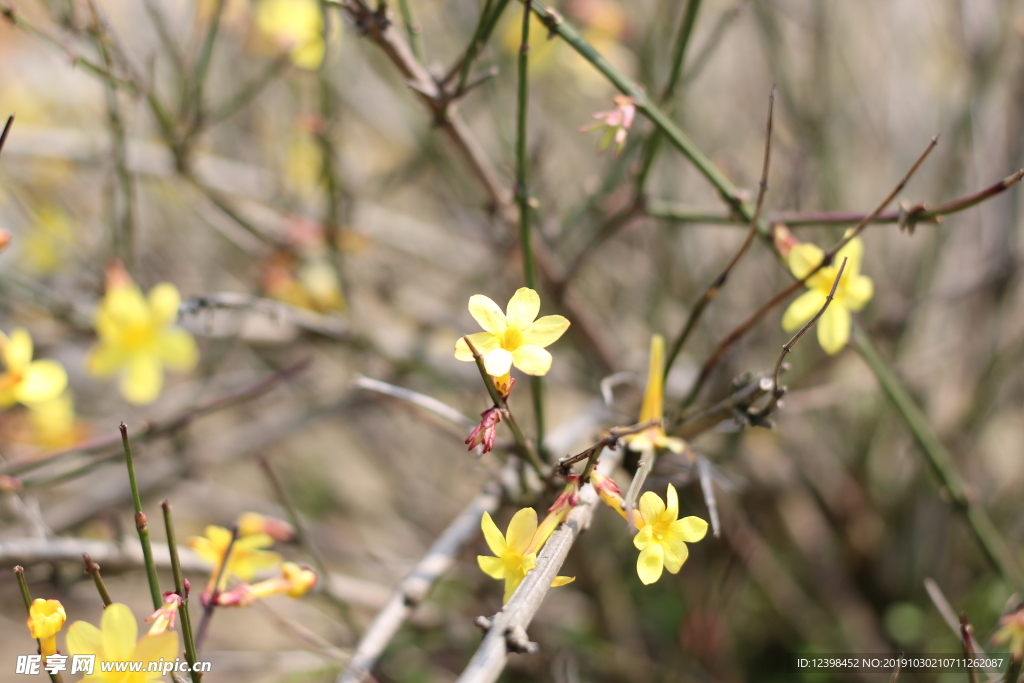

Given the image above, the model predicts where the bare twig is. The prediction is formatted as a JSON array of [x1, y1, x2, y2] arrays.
[[180, 292, 348, 339], [352, 375, 475, 430], [0, 114, 13, 158], [923, 578, 999, 683]]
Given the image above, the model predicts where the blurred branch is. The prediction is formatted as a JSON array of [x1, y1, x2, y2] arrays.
[[352, 375, 475, 430], [180, 292, 348, 338], [854, 328, 1024, 590], [0, 114, 13, 159], [923, 578, 999, 683]]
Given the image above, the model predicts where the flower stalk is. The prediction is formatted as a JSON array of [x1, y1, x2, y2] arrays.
[[120, 423, 162, 610]]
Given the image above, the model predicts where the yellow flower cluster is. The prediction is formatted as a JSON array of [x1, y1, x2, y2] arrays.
[[478, 508, 574, 604]]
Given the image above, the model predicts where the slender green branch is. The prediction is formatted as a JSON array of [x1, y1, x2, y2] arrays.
[[120, 423, 162, 609], [396, 0, 423, 60], [82, 554, 114, 606], [188, 0, 226, 131], [15, 567, 64, 683], [852, 326, 1024, 591], [161, 502, 201, 683], [447, 0, 510, 91]]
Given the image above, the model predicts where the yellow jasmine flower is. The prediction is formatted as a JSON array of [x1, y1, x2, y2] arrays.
[[237, 511, 296, 542], [478, 509, 573, 604], [993, 607, 1024, 658], [781, 234, 874, 355], [25, 391, 89, 449], [87, 280, 198, 405], [187, 524, 282, 598], [0, 328, 68, 409], [632, 484, 707, 585], [454, 288, 570, 377], [27, 598, 66, 662], [144, 593, 182, 636], [622, 334, 683, 454], [66, 603, 179, 683], [256, 0, 324, 70], [216, 562, 318, 607]]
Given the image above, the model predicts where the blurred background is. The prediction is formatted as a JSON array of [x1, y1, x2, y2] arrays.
[[1, 0, 1023, 681]]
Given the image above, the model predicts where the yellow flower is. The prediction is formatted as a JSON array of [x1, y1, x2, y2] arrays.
[[27, 598, 66, 661], [0, 328, 68, 409], [187, 525, 282, 597], [993, 608, 1024, 658], [256, 0, 324, 70], [454, 288, 570, 377], [622, 334, 683, 454], [26, 391, 89, 449], [781, 234, 874, 355], [87, 281, 198, 405], [66, 603, 179, 683], [632, 484, 707, 585], [478, 509, 573, 604], [216, 562, 318, 607]]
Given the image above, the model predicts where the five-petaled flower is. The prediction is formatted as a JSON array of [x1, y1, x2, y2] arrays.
[[87, 274, 198, 405], [187, 524, 282, 603], [632, 484, 708, 585], [579, 95, 637, 157], [478, 509, 573, 604], [454, 288, 569, 377], [0, 328, 67, 409], [782, 233, 874, 355], [66, 603, 179, 683], [622, 334, 683, 455], [27, 598, 66, 663]]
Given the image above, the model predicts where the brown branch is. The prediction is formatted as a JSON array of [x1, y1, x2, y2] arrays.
[[0, 114, 13, 159]]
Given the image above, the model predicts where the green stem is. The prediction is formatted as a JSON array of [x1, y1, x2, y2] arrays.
[[188, 0, 226, 130], [852, 326, 1024, 590], [120, 423, 163, 609], [161, 501, 202, 683], [451, 0, 502, 92], [396, 0, 423, 60], [82, 554, 114, 606], [14, 567, 64, 683]]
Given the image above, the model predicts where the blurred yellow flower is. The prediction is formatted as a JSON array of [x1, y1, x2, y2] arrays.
[[188, 524, 282, 597], [993, 607, 1024, 658], [454, 288, 570, 377], [478, 509, 572, 604], [21, 204, 73, 275], [27, 598, 65, 662], [256, 0, 324, 69], [216, 562, 318, 607], [87, 280, 198, 405], [66, 603, 178, 683], [27, 392, 89, 449], [0, 328, 67, 409], [632, 484, 707, 585], [622, 334, 683, 454], [782, 234, 874, 355]]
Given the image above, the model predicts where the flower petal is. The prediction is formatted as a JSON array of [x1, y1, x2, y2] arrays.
[[87, 343, 123, 377], [157, 329, 198, 371], [836, 234, 863, 276], [782, 289, 827, 332], [121, 355, 163, 405], [637, 542, 665, 585], [551, 576, 575, 587], [100, 603, 137, 662], [454, 331, 500, 361], [673, 516, 709, 543], [633, 524, 654, 550], [843, 275, 874, 311], [817, 303, 851, 355], [636, 334, 665, 424], [510, 346, 552, 376], [480, 512, 508, 557], [468, 295, 507, 335], [503, 573, 525, 604], [637, 490, 665, 526], [15, 360, 67, 405], [4, 328, 34, 371], [105, 286, 149, 327], [505, 288, 541, 329], [505, 508, 538, 555], [662, 536, 689, 574], [134, 631, 179, 667], [148, 283, 181, 327], [477, 555, 506, 579], [664, 484, 678, 522], [520, 314, 570, 348], [66, 620, 103, 659], [787, 243, 825, 281], [482, 348, 514, 377]]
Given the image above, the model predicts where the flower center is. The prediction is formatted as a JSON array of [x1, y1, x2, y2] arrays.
[[500, 327, 523, 351], [120, 324, 156, 351]]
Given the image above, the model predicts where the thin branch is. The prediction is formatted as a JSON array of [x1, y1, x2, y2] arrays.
[[179, 292, 348, 338], [0, 114, 13, 158], [923, 578, 999, 683], [352, 375, 475, 430], [82, 553, 114, 606]]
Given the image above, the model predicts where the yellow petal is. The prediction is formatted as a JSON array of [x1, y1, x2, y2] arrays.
[[520, 314, 570, 348], [148, 283, 181, 327], [503, 573, 525, 604], [477, 555, 506, 579], [15, 360, 67, 405], [468, 295, 507, 334], [105, 286, 149, 327], [843, 275, 874, 311], [664, 483, 678, 521], [100, 603, 137, 662], [787, 243, 825, 281], [121, 355, 163, 405], [510, 346, 552, 376], [157, 328, 198, 371], [454, 331, 500, 361], [482, 348, 514, 377], [87, 342, 123, 377], [480, 512, 508, 557], [4, 328, 34, 371], [291, 37, 325, 70], [817, 303, 851, 355], [505, 287, 540, 329], [65, 621, 103, 659], [505, 508, 538, 555], [632, 524, 654, 550], [134, 631, 179, 667], [662, 536, 689, 574], [637, 334, 665, 425], [781, 289, 827, 332], [637, 542, 665, 585], [673, 516, 709, 543], [836, 234, 863, 276], [637, 490, 665, 525], [551, 576, 575, 587]]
